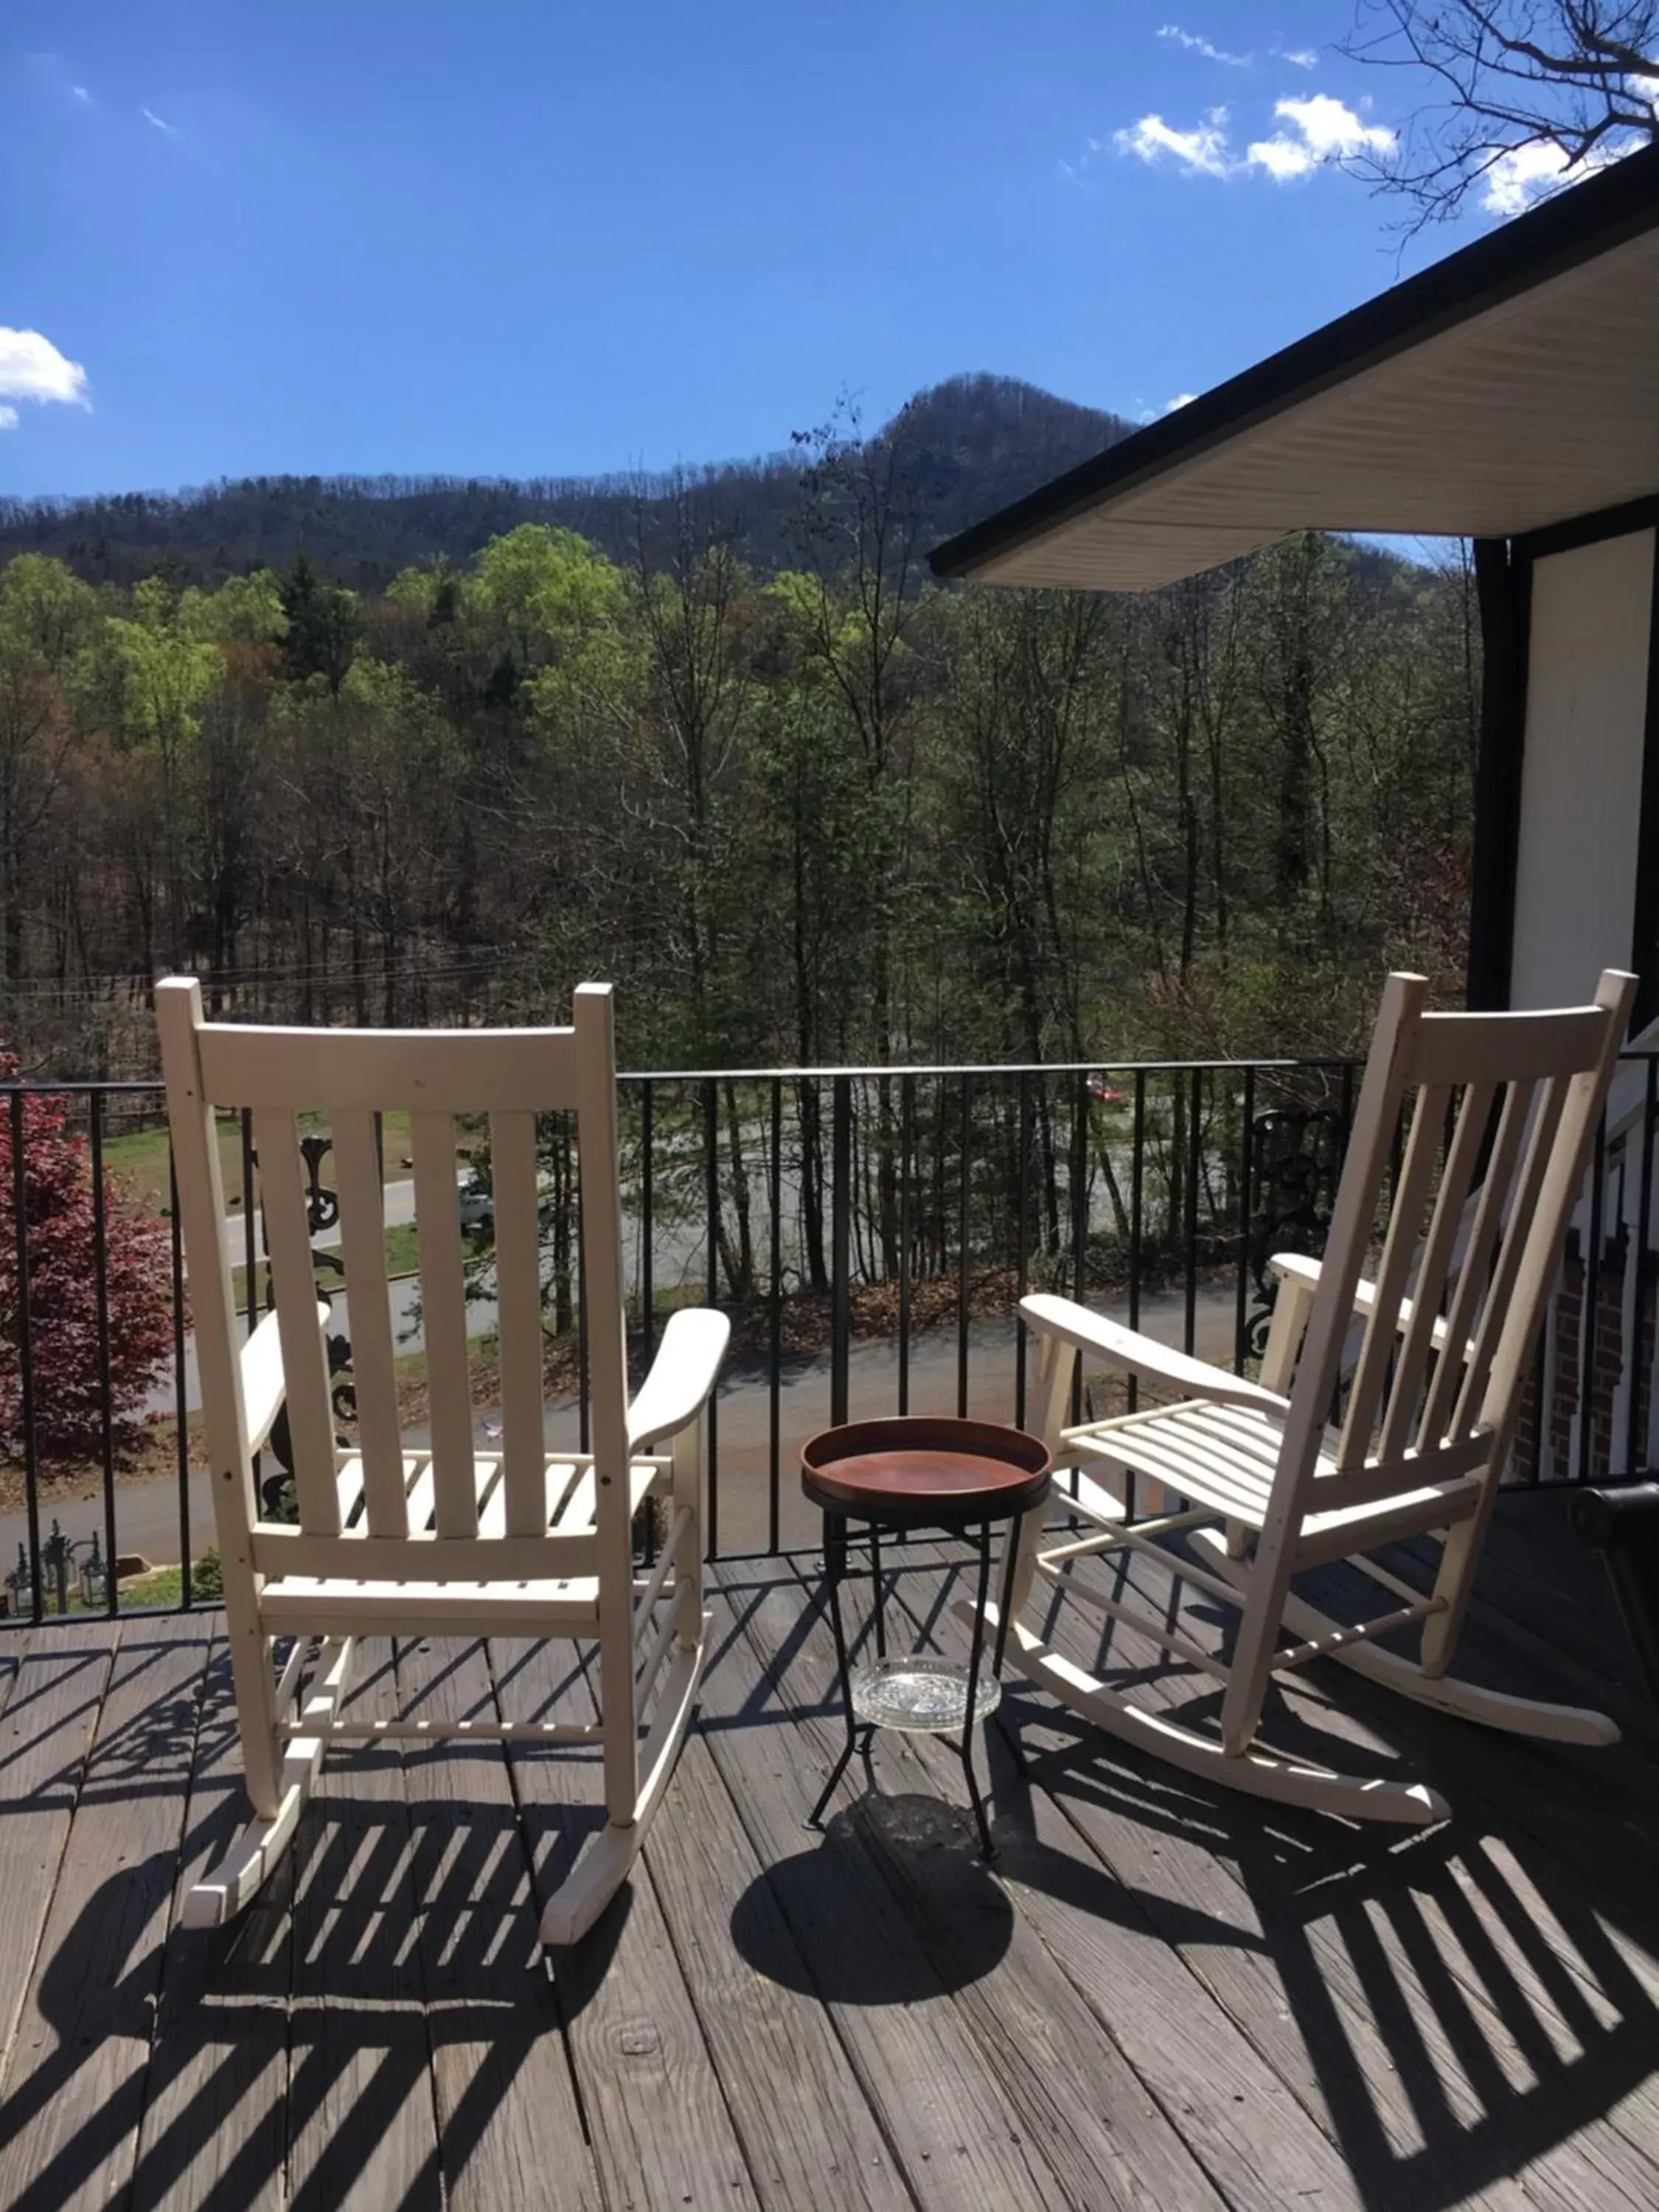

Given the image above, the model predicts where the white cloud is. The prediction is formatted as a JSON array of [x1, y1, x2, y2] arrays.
[[1113, 87, 1399, 188], [1165, 392, 1197, 411], [1247, 93, 1395, 179], [0, 407, 18, 432], [1279, 48, 1318, 69], [1477, 77, 1655, 216], [142, 106, 178, 136], [1480, 134, 1634, 215], [1248, 134, 1315, 178], [0, 329, 90, 417], [1273, 92, 1395, 156], [1158, 24, 1251, 66], [1116, 107, 1231, 177], [70, 83, 92, 104], [1481, 139, 1575, 215]]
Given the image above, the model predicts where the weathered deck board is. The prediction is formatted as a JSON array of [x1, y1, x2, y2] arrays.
[[1077, 1526, 1659, 2211], [769, 1549, 1362, 2212], [285, 1638, 444, 2212], [0, 1615, 212, 2212], [0, 1491, 1655, 2212], [945, 1541, 1624, 2212], [696, 1568, 1079, 2212], [0, 1625, 119, 2100], [393, 1633, 599, 2212], [634, 1629, 919, 2212], [130, 1631, 293, 2212], [498, 1632, 763, 2212], [728, 1558, 1244, 2212]]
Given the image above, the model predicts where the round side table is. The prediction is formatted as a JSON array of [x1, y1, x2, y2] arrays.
[[801, 1415, 1051, 1857]]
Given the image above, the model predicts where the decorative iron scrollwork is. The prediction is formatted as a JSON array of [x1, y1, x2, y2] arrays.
[[1243, 1105, 1346, 1359], [253, 1131, 355, 1517]]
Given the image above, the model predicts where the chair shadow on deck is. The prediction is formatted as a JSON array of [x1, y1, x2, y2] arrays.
[[0, 1635, 620, 2212], [984, 1541, 1659, 2212]]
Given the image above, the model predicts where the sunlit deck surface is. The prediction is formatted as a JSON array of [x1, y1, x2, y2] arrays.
[[1, 1490, 1658, 2212]]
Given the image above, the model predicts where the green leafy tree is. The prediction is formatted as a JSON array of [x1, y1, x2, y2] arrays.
[[279, 552, 363, 692]]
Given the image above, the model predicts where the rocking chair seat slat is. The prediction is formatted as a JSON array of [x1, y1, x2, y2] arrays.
[[251, 1451, 661, 1582], [1071, 1399, 1484, 1553]]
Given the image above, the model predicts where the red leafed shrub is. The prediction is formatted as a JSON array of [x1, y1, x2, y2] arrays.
[[0, 1057, 176, 1466]]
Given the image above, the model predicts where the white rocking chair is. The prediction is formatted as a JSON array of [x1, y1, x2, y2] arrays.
[[998, 968, 1637, 1825], [156, 978, 726, 1943]]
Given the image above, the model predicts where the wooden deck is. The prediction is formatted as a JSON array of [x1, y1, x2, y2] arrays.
[[1, 1489, 1658, 2212]]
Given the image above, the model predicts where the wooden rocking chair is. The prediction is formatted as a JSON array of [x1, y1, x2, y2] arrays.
[[998, 968, 1637, 1825], [156, 978, 727, 1943]]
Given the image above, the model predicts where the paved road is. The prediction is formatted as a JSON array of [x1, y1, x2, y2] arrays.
[[218, 1179, 417, 1264], [20, 1288, 1237, 1570]]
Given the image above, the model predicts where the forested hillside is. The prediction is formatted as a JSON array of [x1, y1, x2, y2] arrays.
[[0, 375, 1130, 593], [0, 383, 1479, 1085]]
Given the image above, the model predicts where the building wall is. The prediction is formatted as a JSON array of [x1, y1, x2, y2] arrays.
[[1509, 527, 1656, 1008]]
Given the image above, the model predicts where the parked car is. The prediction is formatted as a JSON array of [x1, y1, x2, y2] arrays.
[[457, 1167, 494, 1229], [456, 1163, 554, 1232], [1088, 1075, 1124, 1107]]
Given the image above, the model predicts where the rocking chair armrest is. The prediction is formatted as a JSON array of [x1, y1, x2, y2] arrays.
[[1019, 1293, 1290, 1413], [627, 1307, 731, 1453], [240, 1301, 332, 1457], [1270, 1253, 1473, 1363]]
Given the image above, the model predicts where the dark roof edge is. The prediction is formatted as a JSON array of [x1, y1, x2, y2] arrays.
[[930, 141, 1659, 581]]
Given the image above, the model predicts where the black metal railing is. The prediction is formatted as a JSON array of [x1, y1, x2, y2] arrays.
[[3, 1049, 1655, 1621]]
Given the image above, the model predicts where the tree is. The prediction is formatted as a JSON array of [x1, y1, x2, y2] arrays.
[[279, 552, 363, 692], [1349, 1, 1658, 222], [0, 558, 98, 995], [0, 1054, 175, 1466]]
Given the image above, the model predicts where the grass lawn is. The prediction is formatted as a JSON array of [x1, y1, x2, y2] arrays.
[[229, 1219, 422, 1315], [102, 1108, 419, 1219]]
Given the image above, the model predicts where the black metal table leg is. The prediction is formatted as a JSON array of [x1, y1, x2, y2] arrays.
[[870, 1522, 886, 1659], [956, 1520, 997, 1858], [808, 1511, 866, 1829]]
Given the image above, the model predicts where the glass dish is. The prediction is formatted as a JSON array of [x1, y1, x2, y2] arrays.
[[849, 1654, 1001, 1734]]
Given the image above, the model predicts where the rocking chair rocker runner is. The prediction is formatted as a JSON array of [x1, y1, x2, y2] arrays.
[[998, 968, 1638, 1825], [156, 978, 727, 1943]]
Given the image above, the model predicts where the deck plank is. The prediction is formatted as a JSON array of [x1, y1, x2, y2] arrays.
[[751, 1553, 1335, 2212], [494, 1630, 763, 2212], [0, 1615, 212, 2212], [639, 1600, 918, 2212], [285, 1638, 444, 2212], [702, 1562, 1107, 2212], [989, 1543, 1621, 2212], [129, 1628, 293, 2212], [1081, 1529, 1659, 2211], [392, 1635, 599, 2212], [0, 1623, 120, 2104]]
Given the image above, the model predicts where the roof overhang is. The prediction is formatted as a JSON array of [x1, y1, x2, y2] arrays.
[[931, 143, 1659, 594]]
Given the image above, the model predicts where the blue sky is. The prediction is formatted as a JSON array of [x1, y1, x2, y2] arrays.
[[0, 2, 1563, 498]]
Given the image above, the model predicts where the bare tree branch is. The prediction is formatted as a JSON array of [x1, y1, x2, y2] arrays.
[[1346, 0, 1658, 226]]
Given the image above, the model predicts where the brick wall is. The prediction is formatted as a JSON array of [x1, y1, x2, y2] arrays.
[[1512, 1233, 1657, 1484]]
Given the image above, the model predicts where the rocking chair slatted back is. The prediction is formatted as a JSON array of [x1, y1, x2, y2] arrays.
[[492, 1108, 552, 1536], [1285, 970, 1637, 1537], [159, 978, 627, 1568], [330, 1111, 406, 1534]]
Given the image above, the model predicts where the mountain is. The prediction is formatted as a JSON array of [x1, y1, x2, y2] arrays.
[[0, 375, 1134, 591]]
